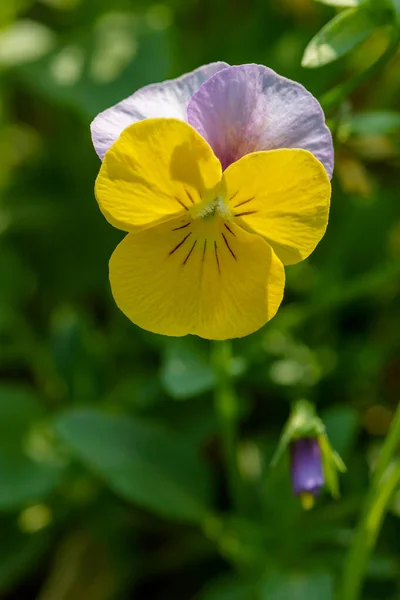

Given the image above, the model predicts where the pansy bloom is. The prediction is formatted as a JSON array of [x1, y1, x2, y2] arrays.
[[92, 63, 333, 340]]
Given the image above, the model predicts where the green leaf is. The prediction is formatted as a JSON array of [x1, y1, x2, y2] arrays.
[[259, 572, 334, 600], [161, 339, 215, 399], [302, 7, 379, 68], [340, 110, 400, 136], [18, 11, 171, 117], [54, 409, 211, 522]]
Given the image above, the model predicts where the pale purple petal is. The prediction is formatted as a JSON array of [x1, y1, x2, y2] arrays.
[[91, 62, 229, 160], [187, 64, 334, 178]]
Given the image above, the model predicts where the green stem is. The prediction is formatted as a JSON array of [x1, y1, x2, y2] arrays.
[[212, 340, 242, 512], [320, 21, 400, 112], [340, 402, 400, 600]]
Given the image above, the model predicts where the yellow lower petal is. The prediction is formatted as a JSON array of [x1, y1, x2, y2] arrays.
[[223, 148, 331, 265], [109, 216, 285, 340]]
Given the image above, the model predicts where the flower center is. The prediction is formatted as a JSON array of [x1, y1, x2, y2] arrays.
[[191, 196, 233, 221], [167, 192, 239, 274]]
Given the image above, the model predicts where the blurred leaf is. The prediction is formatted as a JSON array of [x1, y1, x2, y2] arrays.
[[259, 571, 334, 600], [161, 339, 215, 399], [108, 374, 162, 411], [0, 454, 60, 511], [18, 11, 171, 117], [340, 110, 400, 136], [0, 20, 55, 67], [302, 7, 380, 67], [54, 409, 211, 522]]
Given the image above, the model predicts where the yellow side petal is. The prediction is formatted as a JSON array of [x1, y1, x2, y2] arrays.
[[109, 216, 285, 340], [223, 149, 331, 265], [95, 118, 222, 232]]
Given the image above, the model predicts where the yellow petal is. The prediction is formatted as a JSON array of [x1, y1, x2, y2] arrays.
[[95, 118, 222, 232], [109, 216, 285, 340], [223, 149, 331, 265]]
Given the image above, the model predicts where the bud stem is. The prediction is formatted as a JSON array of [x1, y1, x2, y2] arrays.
[[341, 402, 400, 600]]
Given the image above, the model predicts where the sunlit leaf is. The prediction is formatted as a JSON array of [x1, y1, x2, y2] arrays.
[[312, 0, 362, 6], [302, 7, 381, 68]]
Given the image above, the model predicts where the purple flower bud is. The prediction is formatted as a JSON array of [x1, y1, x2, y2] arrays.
[[290, 437, 324, 497]]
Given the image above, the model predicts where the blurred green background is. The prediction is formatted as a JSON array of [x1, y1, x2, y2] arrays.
[[1, 0, 400, 598]]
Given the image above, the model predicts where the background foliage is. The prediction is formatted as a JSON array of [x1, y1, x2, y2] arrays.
[[1, 0, 400, 598]]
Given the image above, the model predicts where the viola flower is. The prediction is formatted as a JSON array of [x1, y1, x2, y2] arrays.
[[290, 437, 324, 509], [92, 64, 333, 340]]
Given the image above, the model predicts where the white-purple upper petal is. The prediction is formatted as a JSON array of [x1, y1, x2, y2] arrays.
[[91, 61, 229, 160], [187, 64, 334, 178]]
